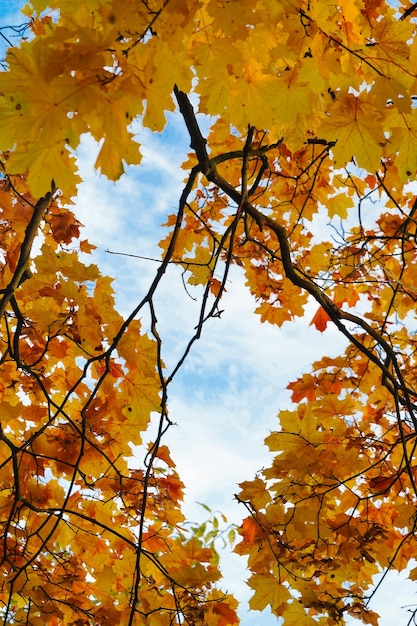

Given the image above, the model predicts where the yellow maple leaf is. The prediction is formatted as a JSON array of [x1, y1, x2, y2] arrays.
[[6, 139, 81, 199], [248, 574, 291, 612], [326, 192, 354, 219], [321, 93, 386, 172], [121, 375, 161, 434], [238, 477, 271, 510], [183, 246, 215, 287], [280, 600, 318, 625], [383, 111, 417, 181]]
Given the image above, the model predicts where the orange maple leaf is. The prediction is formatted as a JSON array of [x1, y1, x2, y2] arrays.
[[309, 305, 331, 332], [49, 209, 81, 244], [287, 374, 316, 403]]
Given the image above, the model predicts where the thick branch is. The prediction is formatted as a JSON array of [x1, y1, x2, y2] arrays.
[[0, 182, 55, 318]]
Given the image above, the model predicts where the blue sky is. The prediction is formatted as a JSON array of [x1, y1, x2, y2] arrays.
[[0, 1, 29, 56], [1, 2, 417, 624]]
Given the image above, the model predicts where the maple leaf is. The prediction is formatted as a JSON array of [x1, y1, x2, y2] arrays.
[[248, 574, 291, 612], [347, 603, 380, 626], [238, 477, 271, 510], [49, 209, 82, 244], [209, 598, 239, 626], [121, 374, 161, 434], [321, 93, 386, 172], [183, 246, 215, 287], [208, 277, 223, 297], [309, 305, 331, 332], [280, 600, 319, 626], [79, 239, 97, 253], [287, 374, 316, 403], [327, 192, 354, 219]]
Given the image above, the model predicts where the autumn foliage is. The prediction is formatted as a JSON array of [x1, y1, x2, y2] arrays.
[[1, 0, 417, 624]]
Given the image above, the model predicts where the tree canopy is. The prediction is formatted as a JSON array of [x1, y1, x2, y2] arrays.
[[1, 0, 417, 624]]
